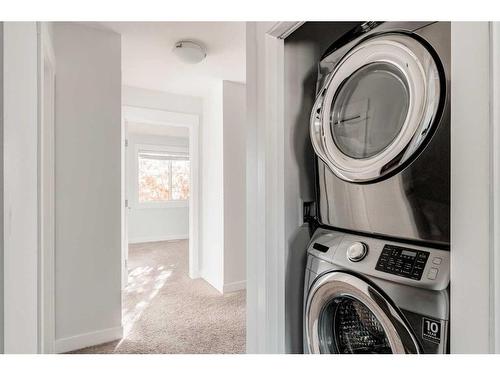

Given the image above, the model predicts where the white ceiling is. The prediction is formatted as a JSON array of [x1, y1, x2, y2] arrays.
[[93, 22, 246, 97], [127, 122, 189, 138]]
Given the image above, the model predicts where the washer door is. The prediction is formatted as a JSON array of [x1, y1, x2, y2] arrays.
[[310, 33, 443, 182], [305, 272, 420, 354]]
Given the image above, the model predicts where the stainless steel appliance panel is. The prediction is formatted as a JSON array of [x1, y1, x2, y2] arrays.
[[316, 22, 450, 246]]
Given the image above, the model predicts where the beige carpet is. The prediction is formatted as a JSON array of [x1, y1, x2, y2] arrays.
[[71, 240, 246, 354]]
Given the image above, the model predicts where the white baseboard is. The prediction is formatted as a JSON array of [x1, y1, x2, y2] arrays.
[[128, 234, 188, 244], [223, 280, 246, 294], [55, 326, 123, 353], [199, 269, 224, 293], [188, 270, 201, 279]]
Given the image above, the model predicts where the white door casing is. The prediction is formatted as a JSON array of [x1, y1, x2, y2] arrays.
[[246, 21, 303, 354], [122, 106, 200, 280], [3, 21, 39, 354], [491, 21, 500, 354], [450, 22, 495, 353], [38, 21, 56, 354]]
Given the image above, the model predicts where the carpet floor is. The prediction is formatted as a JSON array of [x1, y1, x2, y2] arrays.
[[71, 240, 246, 354]]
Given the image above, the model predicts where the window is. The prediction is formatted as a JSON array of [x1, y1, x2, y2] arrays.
[[137, 149, 190, 203]]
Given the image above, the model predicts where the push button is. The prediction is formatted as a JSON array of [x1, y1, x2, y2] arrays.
[[427, 267, 439, 280], [432, 257, 442, 265]]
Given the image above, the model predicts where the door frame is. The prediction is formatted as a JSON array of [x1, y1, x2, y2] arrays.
[[37, 22, 56, 354], [489, 21, 500, 353], [4, 21, 56, 355], [245, 21, 303, 353], [3, 21, 40, 353], [121, 105, 200, 284], [450, 22, 499, 353], [246, 21, 500, 354]]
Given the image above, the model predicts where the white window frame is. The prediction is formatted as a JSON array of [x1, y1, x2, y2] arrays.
[[133, 143, 190, 209]]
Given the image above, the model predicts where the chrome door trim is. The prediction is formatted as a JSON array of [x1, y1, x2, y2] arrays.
[[305, 271, 420, 354], [310, 33, 441, 182]]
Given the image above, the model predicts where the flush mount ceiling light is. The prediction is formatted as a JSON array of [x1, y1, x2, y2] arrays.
[[173, 40, 207, 64]]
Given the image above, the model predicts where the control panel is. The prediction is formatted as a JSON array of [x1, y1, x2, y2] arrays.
[[375, 245, 429, 280], [307, 230, 450, 291]]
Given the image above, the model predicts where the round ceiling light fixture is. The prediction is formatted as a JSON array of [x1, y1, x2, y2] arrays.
[[173, 40, 207, 64]]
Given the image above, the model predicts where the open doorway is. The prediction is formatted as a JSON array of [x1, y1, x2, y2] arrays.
[[65, 22, 247, 354], [117, 109, 243, 353], [121, 106, 200, 284]]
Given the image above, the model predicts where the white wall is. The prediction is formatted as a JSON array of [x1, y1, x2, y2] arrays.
[[492, 22, 500, 354], [123, 85, 203, 115], [201, 82, 225, 291], [222, 81, 247, 293], [127, 133, 189, 243], [200, 81, 247, 294], [53, 23, 122, 353], [0, 21, 4, 354], [451, 22, 492, 354], [3, 22, 39, 354], [245, 21, 278, 353]]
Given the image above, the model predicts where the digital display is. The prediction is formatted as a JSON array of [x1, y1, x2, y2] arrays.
[[376, 245, 430, 280], [401, 250, 417, 257]]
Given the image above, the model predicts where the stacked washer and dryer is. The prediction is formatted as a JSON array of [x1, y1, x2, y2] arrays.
[[303, 22, 450, 354]]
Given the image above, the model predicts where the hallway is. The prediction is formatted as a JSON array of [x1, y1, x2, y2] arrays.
[[72, 240, 246, 354]]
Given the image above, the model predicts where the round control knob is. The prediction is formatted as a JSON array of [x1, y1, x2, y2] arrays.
[[347, 242, 368, 262]]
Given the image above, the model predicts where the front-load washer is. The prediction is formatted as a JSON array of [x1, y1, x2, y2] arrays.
[[310, 22, 450, 247], [303, 228, 449, 354]]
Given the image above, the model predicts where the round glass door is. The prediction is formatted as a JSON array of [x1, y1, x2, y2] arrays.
[[310, 33, 443, 182], [305, 272, 420, 354], [330, 62, 409, 160], [318, 296, 392, 354]]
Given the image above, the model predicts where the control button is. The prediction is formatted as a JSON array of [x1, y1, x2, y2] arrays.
[[432, 257, 442, 265], [347, 242, 368, 262], [427, 267, 439, 280]]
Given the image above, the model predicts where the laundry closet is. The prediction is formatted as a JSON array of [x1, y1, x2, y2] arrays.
[[282, 22, 450, 354]]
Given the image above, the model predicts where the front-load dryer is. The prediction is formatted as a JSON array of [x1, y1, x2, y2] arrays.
[[310, 22, 450, 247], [303, 228, 449, 354]]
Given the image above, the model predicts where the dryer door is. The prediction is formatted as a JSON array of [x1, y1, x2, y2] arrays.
[[310, 32, 443, 182], [305, 271, 420, 354]]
